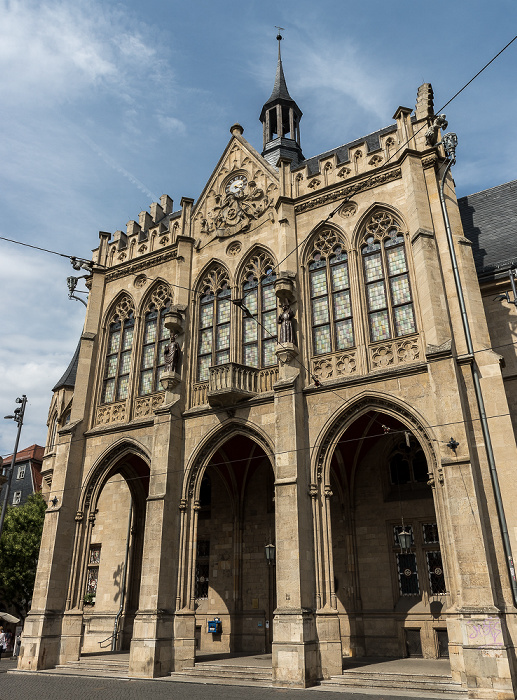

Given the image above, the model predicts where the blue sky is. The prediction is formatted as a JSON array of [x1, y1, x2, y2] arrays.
[[0, 0, 516, 455]]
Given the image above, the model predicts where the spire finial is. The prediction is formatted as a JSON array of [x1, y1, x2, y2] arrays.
[[275, 26, 284, 44]]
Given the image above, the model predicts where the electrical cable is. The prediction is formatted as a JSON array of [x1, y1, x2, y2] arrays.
[[6, 406, 512, 500]]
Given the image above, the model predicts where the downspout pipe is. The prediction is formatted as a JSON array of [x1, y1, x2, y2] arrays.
[[438, 132, 517, 607], [112, 500, 133, 651]]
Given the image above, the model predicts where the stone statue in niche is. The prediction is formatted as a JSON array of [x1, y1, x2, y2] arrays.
[[164, 334, 180, 373], [278, 302, 295, 344]]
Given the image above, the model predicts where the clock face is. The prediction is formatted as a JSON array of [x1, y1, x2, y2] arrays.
[[226, 176, 247, 194]]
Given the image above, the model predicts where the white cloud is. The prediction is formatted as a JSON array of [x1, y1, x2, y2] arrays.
[[156, 114, 187, 135]]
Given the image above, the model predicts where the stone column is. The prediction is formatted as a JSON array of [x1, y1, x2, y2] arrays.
[[271, 348, 319, 686], [128, 385, 184, 677]]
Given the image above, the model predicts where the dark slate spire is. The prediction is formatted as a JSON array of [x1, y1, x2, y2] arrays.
[[262, 39, 295, 110], [259, 33, 303, 168], [52, 341, 80, 392]]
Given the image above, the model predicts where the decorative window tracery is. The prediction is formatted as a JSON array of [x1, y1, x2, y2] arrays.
[[102, 297, 135, 404], [361, 212, 416, 342], [197, 268, 231, 381], [241, 252, 277, 367], [308, 230, 354, 356], [139, 284, 172, 395]]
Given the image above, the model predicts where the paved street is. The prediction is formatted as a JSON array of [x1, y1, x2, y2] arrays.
[[0, 670, 459, 700]]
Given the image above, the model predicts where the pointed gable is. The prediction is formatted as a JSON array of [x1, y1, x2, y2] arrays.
[[192, 124, 279, 248]]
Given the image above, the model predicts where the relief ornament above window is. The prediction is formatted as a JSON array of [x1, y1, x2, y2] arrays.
[[200, 177, 275, 240]]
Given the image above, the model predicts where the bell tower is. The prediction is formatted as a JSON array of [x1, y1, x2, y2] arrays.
[[260, 33, 304, 167]]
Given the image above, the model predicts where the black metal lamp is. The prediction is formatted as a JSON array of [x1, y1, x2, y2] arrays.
[[398, 523, 412, 552], [265, 542, 276, 565]]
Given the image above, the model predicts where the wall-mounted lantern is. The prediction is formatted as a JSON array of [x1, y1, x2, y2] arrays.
[[398, 525, 412, 553], [265, 542, 276, 565]]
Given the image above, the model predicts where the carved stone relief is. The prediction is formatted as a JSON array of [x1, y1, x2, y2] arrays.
[[134, 393, 165, 418]]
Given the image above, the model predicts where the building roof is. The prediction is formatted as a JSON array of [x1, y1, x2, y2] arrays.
[[52, 341, 80, 392], [3, 444, 45, 466], [293, 123, 398, 177], [458, 179, 517, 277]]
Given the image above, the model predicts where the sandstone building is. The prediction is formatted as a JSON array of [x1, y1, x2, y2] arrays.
[[19, 42, 517, 698]]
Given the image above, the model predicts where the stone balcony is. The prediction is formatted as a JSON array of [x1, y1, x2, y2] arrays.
[[201, 362, 278, 408]]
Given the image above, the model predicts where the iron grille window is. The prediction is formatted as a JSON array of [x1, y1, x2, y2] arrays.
[[242, 270, 277, 367], [426, 551, 446, 594], [361, 220, 416, 343], [195, 540, 210, 599], [102, 313, 135, 403], [309, 243, 354, 356], [422, 522, 440, 544], [197, 284, 231, 382], [396, 552, 420, 595], [139, 306, 170, 395]]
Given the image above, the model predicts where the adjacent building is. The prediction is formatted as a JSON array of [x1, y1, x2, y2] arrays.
[[18, 42, 517, 698], [0, 444, 44, 507]]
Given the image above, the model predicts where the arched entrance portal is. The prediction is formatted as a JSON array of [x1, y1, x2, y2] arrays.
[[322, 410, 449, 661], [73, 450, 150, 654], [177, 432, 276, 658]]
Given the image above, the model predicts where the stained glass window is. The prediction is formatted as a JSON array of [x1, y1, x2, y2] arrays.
[[139, 305, 170, 396], [242, 267, 278, 368], [197, 280, 231, 381], [309, 242, 354, 357], [102, 313, 135, 404], [362, 223, 416, 342]]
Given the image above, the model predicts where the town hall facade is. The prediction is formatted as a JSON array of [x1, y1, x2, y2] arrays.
[[18, 42, 517, 698]]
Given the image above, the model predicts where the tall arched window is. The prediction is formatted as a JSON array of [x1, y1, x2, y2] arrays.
[[309, 230, 354, 356], [139, 284, 172, 395], [102, 297, 135, 404], [361, 212, 416, 342], [197, 268, 231, 382], [241, 252, 277, 368]]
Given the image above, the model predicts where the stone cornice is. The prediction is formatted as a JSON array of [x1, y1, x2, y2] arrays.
[[105, 247, 179, 283], [294, 167, 402, 215]]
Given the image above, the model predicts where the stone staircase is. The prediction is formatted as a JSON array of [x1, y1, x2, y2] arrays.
[[171, 661, 273, 687], [52, 655, 130, 678], [319, 669, 466, 696]]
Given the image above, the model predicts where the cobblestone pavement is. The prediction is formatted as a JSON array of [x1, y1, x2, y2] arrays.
[[0, 672, 457, 700]]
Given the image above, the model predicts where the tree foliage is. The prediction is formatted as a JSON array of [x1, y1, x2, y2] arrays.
[[0, 492, 46, 618]]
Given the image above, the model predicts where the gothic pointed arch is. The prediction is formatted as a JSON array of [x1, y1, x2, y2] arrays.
[[301, 221, 349, 265], [195, 261, 232, 382], [311, 391, 439, 488], [182, 419, 275, 504], [80, 438, 151, 514], [237, 246, 278, 368], [351, 202, 407, 249]]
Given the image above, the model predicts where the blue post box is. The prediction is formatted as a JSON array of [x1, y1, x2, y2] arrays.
[[207, 619, 222, 633]]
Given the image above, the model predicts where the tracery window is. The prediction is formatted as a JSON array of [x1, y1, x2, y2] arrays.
[[139, 284, 172, 395], [197, 268, 231, 382], [102, 297, 135, 404], [241, 252, 277, 367], [361, 212, 416, 343], [309, 230, 354, 356]]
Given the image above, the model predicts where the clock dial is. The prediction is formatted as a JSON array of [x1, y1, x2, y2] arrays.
[[226, 176, 247, 194]]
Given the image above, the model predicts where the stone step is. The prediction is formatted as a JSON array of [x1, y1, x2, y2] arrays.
[[171, 664, 273, 684], [321, 671, 466, 694]]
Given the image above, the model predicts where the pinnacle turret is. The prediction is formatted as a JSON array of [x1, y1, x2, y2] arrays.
[[259, 34, 303, 167]]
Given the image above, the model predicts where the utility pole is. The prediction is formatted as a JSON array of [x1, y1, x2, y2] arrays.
[[0, 395, 28, 541]]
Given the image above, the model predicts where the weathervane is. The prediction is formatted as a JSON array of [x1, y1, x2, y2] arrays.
[[275, 26, 284, 41]]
